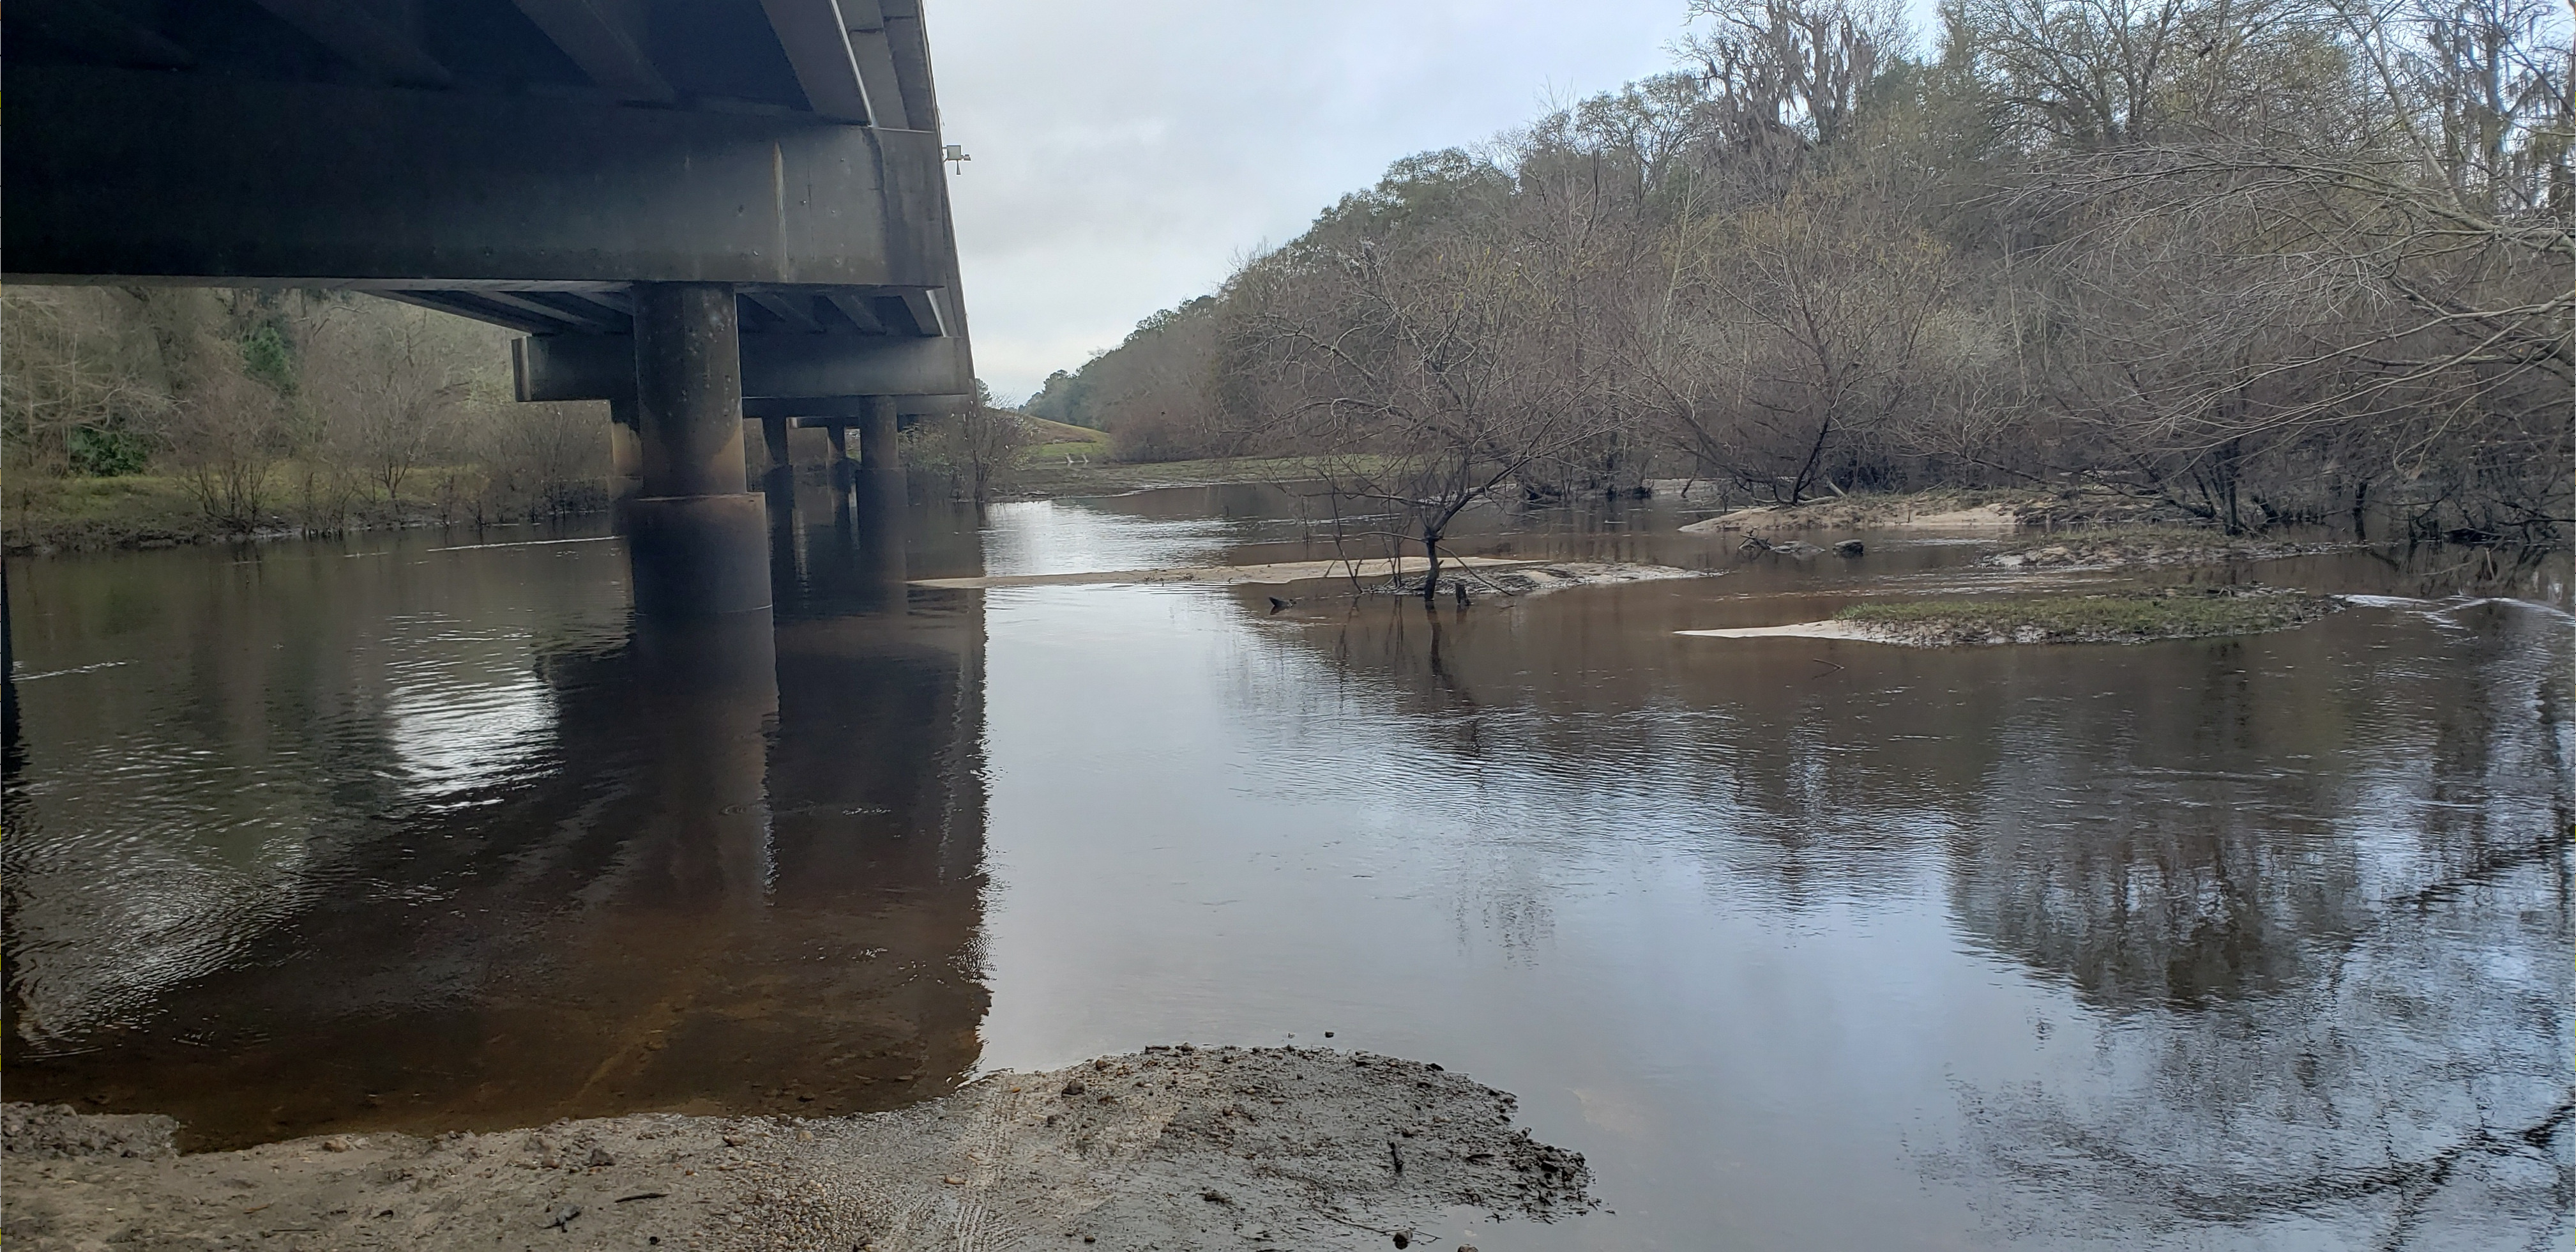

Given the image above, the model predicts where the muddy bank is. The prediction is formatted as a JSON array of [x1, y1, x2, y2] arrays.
[[3, 1048, 1593, 1252], [1683, 589, 2344, 646]]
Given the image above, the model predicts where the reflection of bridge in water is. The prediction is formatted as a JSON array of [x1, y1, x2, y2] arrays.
[[5, 0, 974, 614], [1, 492, 996, 1149]]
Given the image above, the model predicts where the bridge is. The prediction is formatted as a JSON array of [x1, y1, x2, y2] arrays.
[[3, 0, 975, 613]]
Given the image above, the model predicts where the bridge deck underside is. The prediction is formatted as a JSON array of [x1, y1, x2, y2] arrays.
[[3, 0, 974, 409]]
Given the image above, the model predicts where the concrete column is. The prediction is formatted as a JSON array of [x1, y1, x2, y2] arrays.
[[757, 413, 798, 548], [607, 397, 645, 507], [760, 416, 802, 595], [822, 422, 854, 507], [824, 424, 850, 465], [857, 396, 901, 471], [852, 463, 909, 610], [625, 282, 770, 615], [634, 284, 746, 497], [760, 415, 792, 481]]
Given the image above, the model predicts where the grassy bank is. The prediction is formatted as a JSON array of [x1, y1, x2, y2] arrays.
[[1835, 588, 2342, 645], [4, 465, 608, 555], [1015, 413, 1113, 462]]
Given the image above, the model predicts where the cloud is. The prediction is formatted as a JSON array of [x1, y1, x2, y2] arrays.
[[930, 1, 1692, 401]]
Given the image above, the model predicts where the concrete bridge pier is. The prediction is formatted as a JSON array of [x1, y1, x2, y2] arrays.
[[858, 397, 904, 473], [626, 283, 771, 616], [608, 398, 646, 528], [826, 425, 855, 498], [760, 416, 797, 494]]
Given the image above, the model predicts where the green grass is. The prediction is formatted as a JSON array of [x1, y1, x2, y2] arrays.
[[6, 473, 214, 551], [1015, 414, 1110, 445], [1835, 590, 2337, 643], [1012, 413, 1114, 464], [3, 461, 523, 553], [1024, 439, 1112, 461]]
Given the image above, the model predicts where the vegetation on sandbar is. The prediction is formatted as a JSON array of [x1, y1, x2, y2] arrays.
[[1985, 527, 2357, 569], [1835, 589, 2341, 644]]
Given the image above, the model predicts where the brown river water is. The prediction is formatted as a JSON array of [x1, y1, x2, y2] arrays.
[[4, 481, 2569, 1249]]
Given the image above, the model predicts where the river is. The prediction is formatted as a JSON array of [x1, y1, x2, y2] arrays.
[[4, 481, 2569, 1250]]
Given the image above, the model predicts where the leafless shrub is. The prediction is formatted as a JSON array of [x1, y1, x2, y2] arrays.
[[305, 301, 489, 500], [910, 386, 1033, 505], [165, 345, 291, 533]]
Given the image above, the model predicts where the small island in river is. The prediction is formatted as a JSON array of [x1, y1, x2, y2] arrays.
[[1685, 588, 2346, 646]]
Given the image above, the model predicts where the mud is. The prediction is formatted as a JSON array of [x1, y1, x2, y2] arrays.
[[3, 1048, 1593, 1252]]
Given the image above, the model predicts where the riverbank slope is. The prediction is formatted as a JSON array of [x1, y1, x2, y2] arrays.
[[3, 1048, 1593, 1251]]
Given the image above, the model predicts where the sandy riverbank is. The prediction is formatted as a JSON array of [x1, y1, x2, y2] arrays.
[[3, 1048, 1593, 1252]]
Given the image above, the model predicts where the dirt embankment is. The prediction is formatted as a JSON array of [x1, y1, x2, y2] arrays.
[[3, 1048, 1594, 1252]]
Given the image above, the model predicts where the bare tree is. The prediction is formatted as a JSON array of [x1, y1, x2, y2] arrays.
[[305, 301, 483, 500], [0, 288, 170, 478], [165, 340, 291, 533], [1231, 172, 1613, 599], [912, 381, 1033, 506]]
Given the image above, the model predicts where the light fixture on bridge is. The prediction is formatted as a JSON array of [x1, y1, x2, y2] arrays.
[[943, 144, 972, 174]]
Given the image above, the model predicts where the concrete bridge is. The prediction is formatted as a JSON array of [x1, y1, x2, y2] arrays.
[[4, 0, 975, 613]]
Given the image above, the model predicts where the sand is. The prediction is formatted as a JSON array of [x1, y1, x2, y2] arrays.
[[1678, 501, 2022, 534], [1676, 621, 1895, 643], [911, 556, 1532, 591], [3, 1048, 1594, 1252]]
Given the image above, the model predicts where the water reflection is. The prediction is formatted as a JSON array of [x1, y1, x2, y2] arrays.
[[3, 500, 991, 1149], [964, 492, 2571, 1251], [3, 488, 2568, 1251]]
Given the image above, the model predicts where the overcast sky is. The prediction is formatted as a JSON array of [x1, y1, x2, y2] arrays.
[[928, 1, 1701, 403]]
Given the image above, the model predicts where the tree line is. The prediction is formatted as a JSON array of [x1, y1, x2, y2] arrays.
[[1026, 0, 2571, 555], [3, 286, 607, 539]]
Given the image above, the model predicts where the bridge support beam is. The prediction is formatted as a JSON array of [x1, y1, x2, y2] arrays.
[[626, 282, 770, 616]]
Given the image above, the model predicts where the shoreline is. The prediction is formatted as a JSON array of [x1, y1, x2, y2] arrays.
[[2, 1048, 1594, 1251]]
